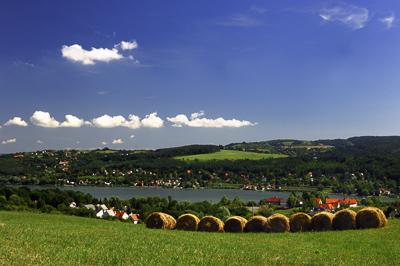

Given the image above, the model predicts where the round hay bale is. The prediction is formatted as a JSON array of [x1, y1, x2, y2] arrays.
[[265, 213, 290, 233], [356, 207, 387, 229], [244, 216, 268, 232], [332, 209, 356, 230], [146, 212, 176, 229], [198, 216, 224, 232], [375, 208, 388, 227], [311, 211, 334, 231], [176, 213, 200, 231], [224, 216, 248, 233], [289, 212, 312, 232]]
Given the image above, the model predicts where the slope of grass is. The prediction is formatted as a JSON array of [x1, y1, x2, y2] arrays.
[[174, 149, 287, 161], [0, 211, 399, 265]]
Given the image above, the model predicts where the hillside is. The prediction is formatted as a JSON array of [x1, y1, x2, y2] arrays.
[[0, 211, 399, 265], [174, 150, 287, 161], [1, 136, 400, 195]]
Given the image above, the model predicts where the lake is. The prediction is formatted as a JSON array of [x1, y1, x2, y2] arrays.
[[17, 185, 345, 202]]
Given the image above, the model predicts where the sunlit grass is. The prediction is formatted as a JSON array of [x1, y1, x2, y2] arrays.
[[0, 211, 399, 265], [175, 150, 287, 161]]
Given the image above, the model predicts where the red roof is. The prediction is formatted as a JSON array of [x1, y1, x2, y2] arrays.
[[130, 214, 140, 221], [339, 198, 358, 205], [315, 198, 322, 205], [115, 211, 125, 218], [265, 196, 282, 203], [326, 198, 339, 204]]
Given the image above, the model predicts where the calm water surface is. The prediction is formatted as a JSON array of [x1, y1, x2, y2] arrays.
[[18, 185, 344, 202]]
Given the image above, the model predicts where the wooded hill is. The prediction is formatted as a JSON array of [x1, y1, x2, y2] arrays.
[[1, 136, 400, 195]]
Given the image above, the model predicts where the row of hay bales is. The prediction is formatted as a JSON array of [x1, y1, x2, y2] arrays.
[[146, 207, 387, 233]]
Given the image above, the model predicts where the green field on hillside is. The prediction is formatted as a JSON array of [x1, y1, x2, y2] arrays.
[[174, 149, 287, 161], [0, 211, 399, 265]]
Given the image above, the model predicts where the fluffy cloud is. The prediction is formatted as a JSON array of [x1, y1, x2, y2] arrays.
[[319, 3, 369, 29], [381, 15, 395, 29], [116, 40, 138, 50], [141, 112, 164, 128], [1, 138, 16, 144], [112, 138, 124, 144], [91, 113, 163, 129], [4, 117, 28, 127], [30, 111, 60, 128], [91, 114, 126, 128], [61, 44, 124, 65], [167, 112, 257, 128], [91, 114, 141, 129], [101, 141, 107, 145], [124, 115, 142, 129], [60, 115, 91, 128], [30, 111, 90, 128]]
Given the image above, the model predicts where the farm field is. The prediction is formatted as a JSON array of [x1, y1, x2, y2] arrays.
[[0, 211, 399, 265], [174, 149, 287, 161]]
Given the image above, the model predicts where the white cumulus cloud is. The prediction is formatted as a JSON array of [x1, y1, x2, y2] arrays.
[[116, 40, 138, 50], [92, 113, 163, 129], [4, 117, 28, 127], [30, 111, 89, 128], [61, 44, 124, 65], [319, 3, 369, 29], [167, 112, 257, 128], [381, 15, 395, 29], [112, 138, 124, 144], [141, 112, 164, 128], [60, 115, 90, 128], [101, 141, 107, 145], [2, 138, 16, 144], [30, 111, 60, 128], [91, 115, 127, 128]]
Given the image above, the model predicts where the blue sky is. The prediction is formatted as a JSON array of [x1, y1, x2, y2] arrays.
[[1, 0, 400, 153]]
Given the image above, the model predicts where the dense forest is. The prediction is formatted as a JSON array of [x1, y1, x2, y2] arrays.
[[1, 136, 400, 196]]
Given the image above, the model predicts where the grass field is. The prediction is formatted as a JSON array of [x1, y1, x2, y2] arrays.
[[0, 212, 399, 265], [174, 149, 287, 161]]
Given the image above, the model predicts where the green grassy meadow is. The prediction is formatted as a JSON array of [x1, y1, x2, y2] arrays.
[[0, 211, 399, 265], [174, 149, 287, 161]]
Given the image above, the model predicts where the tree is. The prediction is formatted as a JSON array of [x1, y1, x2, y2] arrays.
[[287, 192, 298, 208]]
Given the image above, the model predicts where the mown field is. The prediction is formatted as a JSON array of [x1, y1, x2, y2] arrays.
[[174, 149, 287, 161], [0, 212, 399, 265]]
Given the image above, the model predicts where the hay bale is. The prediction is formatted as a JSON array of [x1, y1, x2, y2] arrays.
[[375, 208, 388, 227], [356, 207, 387, 229], [146, 212, 176, 229], [265, 213, 290, 233], [311, 211, 334, 231], [224, 216, 248, 233], [176, 213, 200, 231], [198, 216, 224, 232], [289, 212, 312, 232], [244, 216, 268, 232], [332, 209, 356, 230]]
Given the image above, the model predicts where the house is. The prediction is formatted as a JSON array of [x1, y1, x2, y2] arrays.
[[339, 198, 358, 207], [96, 209, 115, 219], [325, 198, 340, 209], [264, 196, 284, 206], [129, 214, 141, 224], [115, 211, 129, 220]]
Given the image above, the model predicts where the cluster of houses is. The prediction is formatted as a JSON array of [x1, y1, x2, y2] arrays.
[[263, 196, 358, 212], [69, 202, 141, 224]]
